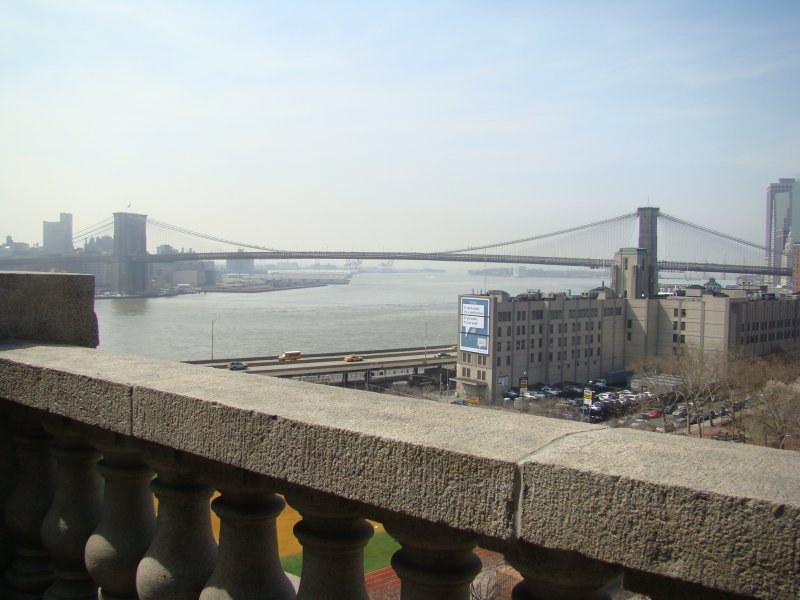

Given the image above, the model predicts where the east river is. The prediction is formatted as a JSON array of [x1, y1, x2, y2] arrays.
[[94, 270, 630, 361]]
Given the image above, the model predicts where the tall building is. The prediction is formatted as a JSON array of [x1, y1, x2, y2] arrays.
[[42, 213, 73, 255], [765, 178, 799, 285]]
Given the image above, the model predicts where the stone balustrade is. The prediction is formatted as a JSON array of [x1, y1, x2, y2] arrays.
[[0, 272, 798, 599]]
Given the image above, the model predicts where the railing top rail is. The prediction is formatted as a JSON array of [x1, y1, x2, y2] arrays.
[[0, 342, 798, 599]]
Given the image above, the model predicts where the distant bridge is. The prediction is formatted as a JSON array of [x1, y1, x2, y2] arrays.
[[0, 207, 790, 294]]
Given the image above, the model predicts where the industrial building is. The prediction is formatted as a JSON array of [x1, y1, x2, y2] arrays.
[[455, 248, 800, 404]]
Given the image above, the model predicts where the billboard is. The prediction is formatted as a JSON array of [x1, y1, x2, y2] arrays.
[[459, 297, 490, 354]]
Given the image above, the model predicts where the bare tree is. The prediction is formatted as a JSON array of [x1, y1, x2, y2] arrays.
[[753, 380, 800, 449], [633, 355, 677, 433], [633, 346, 727, 437]]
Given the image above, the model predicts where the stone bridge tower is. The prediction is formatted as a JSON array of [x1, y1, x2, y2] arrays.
[[112, 212, 148, 296]]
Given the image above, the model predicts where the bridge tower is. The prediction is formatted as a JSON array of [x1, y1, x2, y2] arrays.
[[637, 207, 659, 297], [112, 212, 148, 296]]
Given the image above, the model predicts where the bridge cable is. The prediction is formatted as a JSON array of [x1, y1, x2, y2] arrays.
[[440, 212, 638, 254], [147, 218, 284, 252], [659, 212, 776, 255]]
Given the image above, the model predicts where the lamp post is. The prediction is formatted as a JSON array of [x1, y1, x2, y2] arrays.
[[424, 320, 428, 363], [211, 318, 217, 360]]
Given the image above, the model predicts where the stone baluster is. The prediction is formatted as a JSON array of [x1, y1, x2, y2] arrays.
[[135, 462, 217, 600], [1, 413, 56, 598], [505, 543, 622, 600], [287, 492, 373, 600], [0, 405, 18, 572], [39, 424, 104, 600], [385, 521, 481, 600], [200, 477, 295, 599], [84, 439, 156, 600]]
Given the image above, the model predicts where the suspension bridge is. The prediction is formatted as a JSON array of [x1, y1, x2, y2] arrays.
[[0, 207, 789, 295]]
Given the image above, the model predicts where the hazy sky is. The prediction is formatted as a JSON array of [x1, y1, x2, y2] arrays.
[[1, 0, 798, 252]]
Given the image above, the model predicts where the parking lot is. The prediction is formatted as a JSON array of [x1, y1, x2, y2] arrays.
[[500, 382, 749, 437]]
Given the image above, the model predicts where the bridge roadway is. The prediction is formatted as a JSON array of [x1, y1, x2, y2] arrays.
[[187, 345, 457, 379], [0, 250, 788, 277]]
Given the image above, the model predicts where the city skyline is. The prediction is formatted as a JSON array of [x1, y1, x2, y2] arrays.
[[1, 1, 798, 250]]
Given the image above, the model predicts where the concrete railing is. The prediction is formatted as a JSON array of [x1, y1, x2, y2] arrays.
[[0, 272, 798, 600]]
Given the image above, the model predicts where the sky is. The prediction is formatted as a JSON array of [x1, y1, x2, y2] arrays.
[[1, 0, 798, 253]]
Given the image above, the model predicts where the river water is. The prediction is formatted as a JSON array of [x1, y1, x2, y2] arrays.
[[95, 271, 607, 361]]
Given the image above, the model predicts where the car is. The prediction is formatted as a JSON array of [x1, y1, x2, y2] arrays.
[[228, 361, 248, 371], [450, 399, 466, 405], [343, 354, 364, 362], [434, 352, 450, 358], [647, 409, 663, 419]]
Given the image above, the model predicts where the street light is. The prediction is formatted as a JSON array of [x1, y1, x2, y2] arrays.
[[211, 318, 218, 360], [424, 320, 428, 363]]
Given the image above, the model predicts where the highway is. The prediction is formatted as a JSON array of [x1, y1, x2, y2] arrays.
[[188, 345, 457, 378]]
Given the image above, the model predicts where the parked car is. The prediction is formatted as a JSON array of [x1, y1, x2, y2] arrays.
[[228, 361, 248, 371], [434, 352, 450, 358], [647, 409, 663, 419]]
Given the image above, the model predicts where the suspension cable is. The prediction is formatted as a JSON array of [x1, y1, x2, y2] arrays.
[[440, 212, 638, 254], [147, 218, 283, 252], [659, 212, 775, 254], [72, 218, 115, 242]]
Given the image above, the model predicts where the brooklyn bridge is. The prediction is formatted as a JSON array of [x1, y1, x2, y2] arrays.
[[0, 207, 788, 296]]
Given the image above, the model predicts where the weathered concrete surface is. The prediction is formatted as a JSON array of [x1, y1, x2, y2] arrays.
[[517, 428, 800, 599], [0, 272, 98, 348], [0, 343, 798, 599]]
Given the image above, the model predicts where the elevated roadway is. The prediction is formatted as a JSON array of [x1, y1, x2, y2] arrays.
[[187, 345, 457, 379], [0, 251, 788, 277]]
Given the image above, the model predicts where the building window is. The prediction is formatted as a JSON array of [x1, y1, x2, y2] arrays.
[[626, 332, 631, 341], [496, 357, 501, 367], [680, 335, 685, 343], [506, 356, 511, 366], [672, 334, 678, 343], [673, 322, 677, 331], [681, 322, 686, 331], [627, 319, 632, 328]]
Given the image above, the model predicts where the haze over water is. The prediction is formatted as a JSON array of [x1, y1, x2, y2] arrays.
[[95, 271, 609, 361]]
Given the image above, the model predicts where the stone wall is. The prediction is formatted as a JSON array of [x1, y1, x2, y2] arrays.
[[0, 271, 98, 348]]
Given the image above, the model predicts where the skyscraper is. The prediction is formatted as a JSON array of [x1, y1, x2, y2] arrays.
[[765, 178, 799, 285], [42, 213, 73, 255]]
